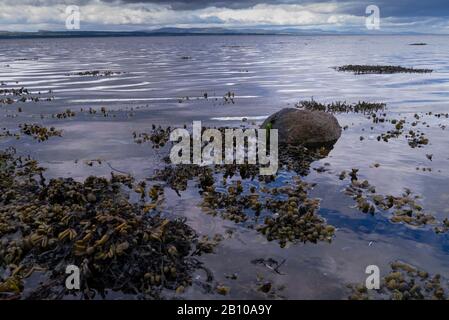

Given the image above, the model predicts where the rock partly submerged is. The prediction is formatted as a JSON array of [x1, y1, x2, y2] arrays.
[[335, 64, 433, 74], [262, 108, 342, 147]]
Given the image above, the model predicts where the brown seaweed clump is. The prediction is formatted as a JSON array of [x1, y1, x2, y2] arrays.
[[138, 124, 330, 177], [194, 234, 224, 255], [144, 124, 335, 247], [0, 87, 54, 105], [201, 175, 335, 248], [296, 100, 386, 114], [152, 156, 334, 247], [201, 179, 259, 224], [348, 261, 447, 300], [152, 164, 215, 193], [0, 149, 208, 300], [279, 144, 333, 176], [258, 177, 335, 247], [342, 172, 444, 230], [406, 130, 429, 148], [376, 119, 406, 142], [336, 65, 433, 74], [133, 125, 171, 149], [374, 117, 430, 149], [69, 70, 122, 77], [0, 128, 20, 139], [53, 109, 76, 119], [19, 124, 62, 142]]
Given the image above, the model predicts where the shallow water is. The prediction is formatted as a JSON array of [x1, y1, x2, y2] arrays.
[[1, 35, 449, 299]]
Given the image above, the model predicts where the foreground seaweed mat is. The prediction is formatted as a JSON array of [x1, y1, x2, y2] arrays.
[[348, 261, 448, 300], [0, 149, 214, 300]]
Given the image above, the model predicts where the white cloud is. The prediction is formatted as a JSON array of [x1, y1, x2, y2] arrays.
[[0, 0, 367, 31], [0, 0, 446, 33], [197, 4, 356, 26]]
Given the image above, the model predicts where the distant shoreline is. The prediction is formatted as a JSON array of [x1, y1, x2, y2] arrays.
[[0, 30, 443, 40]]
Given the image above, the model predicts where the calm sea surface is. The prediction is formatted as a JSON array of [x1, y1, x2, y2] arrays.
[[1, 35, 449, 299]]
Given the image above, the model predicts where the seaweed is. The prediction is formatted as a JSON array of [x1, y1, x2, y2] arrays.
[[335, 65, 432, 74], [0, 149, 210, 300]]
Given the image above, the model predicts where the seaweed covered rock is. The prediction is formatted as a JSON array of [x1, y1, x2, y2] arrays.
[[262, 108, 342, 147]]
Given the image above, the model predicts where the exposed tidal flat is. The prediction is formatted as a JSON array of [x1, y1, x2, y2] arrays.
[[1, 35, 449, 300]]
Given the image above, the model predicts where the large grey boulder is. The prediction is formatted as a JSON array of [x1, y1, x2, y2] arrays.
[[262, 108, 342, 147]]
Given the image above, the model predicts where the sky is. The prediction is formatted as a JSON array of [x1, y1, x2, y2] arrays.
[[1, 0, 449, 33]]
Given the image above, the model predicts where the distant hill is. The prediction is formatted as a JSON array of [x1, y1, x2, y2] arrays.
[[0, 28, 428, 39], [0, 28, 301, 39]]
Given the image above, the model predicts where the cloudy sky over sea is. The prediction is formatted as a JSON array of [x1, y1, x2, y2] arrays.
[[1, 0, 448, 33]]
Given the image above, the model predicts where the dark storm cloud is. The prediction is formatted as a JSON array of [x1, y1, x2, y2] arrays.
[[107, 0, 290, 10], [12, 0, 449, 18], [109, 0, 449, 17], [339, 0, 449, 18]]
